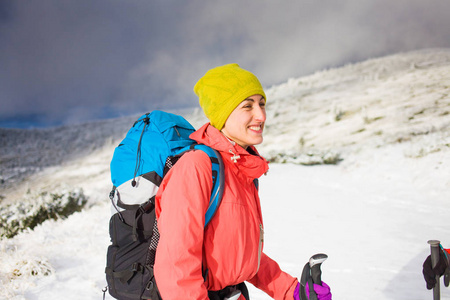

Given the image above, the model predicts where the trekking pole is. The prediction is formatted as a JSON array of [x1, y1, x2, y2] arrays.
[[428, 240, 441, 300], [299, 253, 328, 300], [310, 253, 328, 286]]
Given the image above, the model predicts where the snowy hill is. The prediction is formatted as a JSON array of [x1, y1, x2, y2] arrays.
[[0, 49, 449, 299], [263, 48, 450, 160], [0, 116, 134, 196]]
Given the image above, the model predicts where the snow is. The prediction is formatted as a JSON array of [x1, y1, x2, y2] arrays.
[[1, 48, 450, 299]]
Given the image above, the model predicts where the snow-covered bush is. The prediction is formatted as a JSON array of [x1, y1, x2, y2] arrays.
[[265, 150, 342, 165], [0, 243, 55, 299], [0, 187, 88, 239], [9, 256, 54, 278]]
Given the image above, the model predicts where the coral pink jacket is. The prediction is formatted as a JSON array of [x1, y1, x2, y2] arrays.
[[154, 123, 298, 299]]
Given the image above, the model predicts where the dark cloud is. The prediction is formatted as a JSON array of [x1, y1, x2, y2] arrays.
[[1, 0, 450, 128]]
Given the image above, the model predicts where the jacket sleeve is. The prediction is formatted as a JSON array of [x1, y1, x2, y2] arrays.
[[154, 150, 213, 300], [248, 252, 298, 300]]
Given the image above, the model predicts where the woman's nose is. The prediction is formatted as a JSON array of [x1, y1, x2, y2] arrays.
[[254, 106, 266, 122]]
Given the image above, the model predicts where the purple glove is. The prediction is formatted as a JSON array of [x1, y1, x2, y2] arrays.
[[294, 281, 332, 300]]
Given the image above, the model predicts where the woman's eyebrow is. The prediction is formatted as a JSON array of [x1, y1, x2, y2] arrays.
[[243, 96, 265, 102]]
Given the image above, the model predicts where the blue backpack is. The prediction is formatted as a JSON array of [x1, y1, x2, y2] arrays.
[[105, 111, 224, 300]]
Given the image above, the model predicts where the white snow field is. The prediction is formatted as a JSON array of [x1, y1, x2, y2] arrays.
[[0, 48, 449, 299]]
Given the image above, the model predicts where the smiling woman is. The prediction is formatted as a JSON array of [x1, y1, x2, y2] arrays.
[[153, 63, 332, 300], [221, 95, 266, 149]]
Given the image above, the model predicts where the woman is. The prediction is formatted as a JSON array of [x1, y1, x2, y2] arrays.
[[154, 63, 332, 300]]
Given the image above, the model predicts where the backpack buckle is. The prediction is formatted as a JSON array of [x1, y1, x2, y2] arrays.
[[138, 205, 146, 215], [131, 262, 142, 273]]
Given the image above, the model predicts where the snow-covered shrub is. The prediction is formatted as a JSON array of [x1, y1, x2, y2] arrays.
[[0, 187, 87, 239], [10, 256, 54, 278], [265, 150, 342, 165], [0, 245, 55, 299]]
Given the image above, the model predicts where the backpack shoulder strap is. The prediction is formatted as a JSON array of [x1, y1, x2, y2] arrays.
[[191, 144, 224, 227]]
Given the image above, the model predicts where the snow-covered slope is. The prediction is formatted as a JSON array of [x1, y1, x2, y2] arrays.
[[3, 49, 449, 204], [264, 48, 450, 160], [0, 49, 449, 299]]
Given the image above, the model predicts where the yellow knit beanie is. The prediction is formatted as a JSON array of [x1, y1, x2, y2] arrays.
[[194, 63, 266, 130]]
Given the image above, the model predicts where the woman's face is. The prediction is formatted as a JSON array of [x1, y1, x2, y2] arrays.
[[221, 94, 266, 149]]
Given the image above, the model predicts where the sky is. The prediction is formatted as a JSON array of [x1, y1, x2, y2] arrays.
[[1, 0, 450, 128]]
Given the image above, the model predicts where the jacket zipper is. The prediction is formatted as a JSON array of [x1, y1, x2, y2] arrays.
[[256, 223, 264, 273]]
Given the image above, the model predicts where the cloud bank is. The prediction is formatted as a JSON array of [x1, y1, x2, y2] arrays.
[[1, 0, 450, 128]]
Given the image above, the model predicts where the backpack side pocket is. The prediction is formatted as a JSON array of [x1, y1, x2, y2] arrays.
[[106, 210, 160, 299]]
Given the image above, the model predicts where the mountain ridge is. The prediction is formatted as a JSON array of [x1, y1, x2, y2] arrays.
[[1, 48, 449, 204]]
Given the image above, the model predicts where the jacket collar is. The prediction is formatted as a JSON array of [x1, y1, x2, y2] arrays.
[[190, 123, 269, 180]]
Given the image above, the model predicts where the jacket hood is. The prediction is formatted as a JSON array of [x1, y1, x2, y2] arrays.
[[190, 123, 269, 180]]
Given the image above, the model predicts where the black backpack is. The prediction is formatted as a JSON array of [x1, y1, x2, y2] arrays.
[[105, 111, 224, 300]]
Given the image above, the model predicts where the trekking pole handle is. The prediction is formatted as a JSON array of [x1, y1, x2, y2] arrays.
[[311, 264, 323, 286], [428, 240, 441, 300], [309, 253, 328, 286]]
